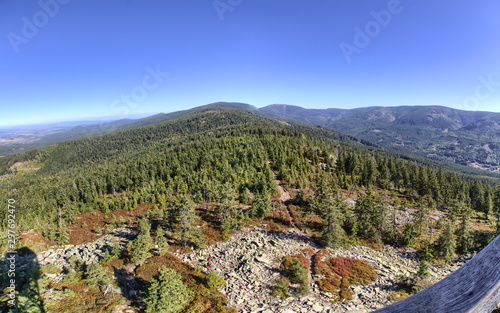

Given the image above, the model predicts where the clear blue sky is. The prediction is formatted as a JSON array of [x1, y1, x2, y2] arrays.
[[1, 0, 500, 127]]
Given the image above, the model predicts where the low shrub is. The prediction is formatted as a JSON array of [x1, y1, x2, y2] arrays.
[[314, 254, 377, 301], [206, 272, 226, 289], [328, 257, 378, 287], [272, 277, 290, 300], [281, 255, 310, 295]]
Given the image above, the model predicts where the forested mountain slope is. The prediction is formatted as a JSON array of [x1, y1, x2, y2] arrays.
[[1, 106, 499, 243], [260, 104, 500, 173], [1, 107, 500, 312], [0, 102, 257, 157]]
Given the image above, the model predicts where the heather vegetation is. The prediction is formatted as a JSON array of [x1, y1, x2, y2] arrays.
[[313, 249, 377, 301]]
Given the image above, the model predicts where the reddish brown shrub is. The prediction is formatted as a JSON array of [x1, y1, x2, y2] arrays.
[[317, 275, 341, 293], [302, 247, 315, 257], [329, 257, 378, 286], [314, 254, 378, 302], [297, 257, 311, 271]]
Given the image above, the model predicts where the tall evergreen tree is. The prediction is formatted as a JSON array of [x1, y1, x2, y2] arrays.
[[251, 192, 272, 218], [321, 195, 348, 248], [483, 189, 494, 219], [402, 223, 419, 248], [143, 266, 192, 313], [155, 226, 169, 256], [436, 222, 456, 263], [456, 203, 473, 254], [355, 195, 387, 242], [128, 231, 152, 265], [177, 196, 206, 248]]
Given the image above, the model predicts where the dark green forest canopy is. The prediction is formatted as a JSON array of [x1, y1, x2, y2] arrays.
[[0, 107, 499, 236]]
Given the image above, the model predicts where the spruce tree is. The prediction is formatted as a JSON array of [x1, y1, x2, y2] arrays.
[[240, 188, 249, 204], [177, 196, 206, 248], [217, 183, 238, 222], [85, 263, 113, 292], [436, 222, 456, 263], [144, 266, 192, 313], [137, 216, 151, 235], [419, 242, 434, 262], [321, 194, 348, 248], [355, 195, 386, 242], [128, 232, 152, 265], [155, 226, 169, 256], [402, 223, 419, 248], [417, 260, 430, 278], [251, 192, 271, 218], [483, 189, 493, 219], [456, 203, 473, 254], [57, 226, 70, 245]]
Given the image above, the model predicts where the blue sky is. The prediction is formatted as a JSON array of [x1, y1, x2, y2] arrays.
[[1, 0, 500, 127]]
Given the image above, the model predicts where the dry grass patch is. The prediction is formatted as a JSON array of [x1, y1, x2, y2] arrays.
[[388, 289, 412, 302]]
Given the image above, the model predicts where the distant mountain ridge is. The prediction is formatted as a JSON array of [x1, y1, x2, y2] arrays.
[[259, 104, 500, 173], [0, 102, 257, 156], [2, 102, 499, 174]]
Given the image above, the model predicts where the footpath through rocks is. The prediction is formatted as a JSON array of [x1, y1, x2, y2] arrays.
[[177, 154, 473, 312]]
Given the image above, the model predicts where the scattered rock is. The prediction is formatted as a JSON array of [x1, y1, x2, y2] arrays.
[[177, 226, 472, 313]]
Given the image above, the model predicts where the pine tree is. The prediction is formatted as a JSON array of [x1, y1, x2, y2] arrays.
[[85, 263, 113, 292], [456, 203, 473, 254], [321, 196, 348, 248], [436, 222, 456, 263], [128, 232, 152, 265], [155, 226, 169, 256], [251, 192, 271, 218], [144, 266, 192, 313], [177, 196, 206, 248], [402, 223, 419, 248]]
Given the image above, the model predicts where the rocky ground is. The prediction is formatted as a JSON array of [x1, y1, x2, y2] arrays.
[[37, 226, 135, 271], [176, 226, 472, 313], [1, 223, 475, 313], [0, 226, 135, 284]]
